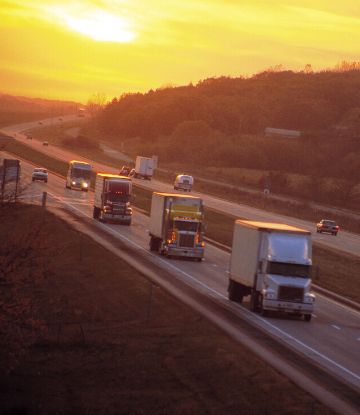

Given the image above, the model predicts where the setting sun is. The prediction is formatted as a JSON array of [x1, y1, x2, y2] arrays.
[[1, 0, 360, 103], [64, 11, 135, 43]]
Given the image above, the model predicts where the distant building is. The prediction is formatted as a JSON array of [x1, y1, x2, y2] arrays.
[[265, 127, 300, 139]]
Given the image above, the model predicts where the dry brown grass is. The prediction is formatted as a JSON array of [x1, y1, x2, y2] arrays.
[[0, 205, 335, 415]]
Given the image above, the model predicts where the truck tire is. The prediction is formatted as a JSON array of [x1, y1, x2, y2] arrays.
[[149, 236, 157, 251], [250, 292, 260, 312], [93, 207, 100, 219], [304, 314, 312, 322], [260, 299, 269, 317], [228, 280, 243, 303]]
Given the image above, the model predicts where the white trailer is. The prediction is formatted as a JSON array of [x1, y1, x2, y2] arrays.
[[149, 192, 205, 261], [228, 220, 315, 321], [134, 156, 154, 180], [93, 174, 134, 225]]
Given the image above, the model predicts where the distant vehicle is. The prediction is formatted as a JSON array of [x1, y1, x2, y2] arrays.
[[65, 160, 92, 191], [42, 142, 49, 146], [129, 168, 135, 177], [317, 220, 339, 236], [59, 117, 63, 121], [134, 156, 154, 180], [78, 108, 85, 117], [38, 121, 43, 125], [32, 168, 48, 183], [120, 166, 131, 176], [26, 134, 32, 140], [174, 174, 193, 192]]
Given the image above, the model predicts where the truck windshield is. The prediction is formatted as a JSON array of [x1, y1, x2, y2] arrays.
[[72, 168, 91, 180], [107, 181, 131, 203], [267, 262, 310, 278], [174, 220, 198, 232]]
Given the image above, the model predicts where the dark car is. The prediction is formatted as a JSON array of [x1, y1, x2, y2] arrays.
[[317, 220, 339, 236], [26, 134, 33, 140], [120, 166, 131, 176]]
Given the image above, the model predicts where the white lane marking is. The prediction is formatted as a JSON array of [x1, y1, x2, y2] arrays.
[[332, 325, 341, 330], [44, 191, 360, 384]]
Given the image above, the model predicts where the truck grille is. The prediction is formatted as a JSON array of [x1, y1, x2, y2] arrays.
[[111, 204, 125, 214], [179, 234, 195, 248], [278, 286, 304, 302]]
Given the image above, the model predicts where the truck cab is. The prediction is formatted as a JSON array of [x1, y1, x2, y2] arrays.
[[93, 174, 134, 225]]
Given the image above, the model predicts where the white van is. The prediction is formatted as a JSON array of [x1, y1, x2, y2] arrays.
[[174, 174, 193, 192]]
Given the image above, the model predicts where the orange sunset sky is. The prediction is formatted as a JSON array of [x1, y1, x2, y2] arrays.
[[1, 0, 360, 104]]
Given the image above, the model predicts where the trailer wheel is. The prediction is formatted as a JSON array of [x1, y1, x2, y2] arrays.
[[149, 236, 158, 251], [228, 280, 243, 303], [196, 257, 202, 262]]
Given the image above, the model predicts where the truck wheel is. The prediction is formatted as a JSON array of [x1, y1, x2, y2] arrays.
[[260, 301, 269, 317], [196, 257, 202, 262], [304, 314, 312, 322], [250, 292, 260, 312]]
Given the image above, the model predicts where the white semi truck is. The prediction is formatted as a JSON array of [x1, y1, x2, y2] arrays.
[[228, 220, 315, 321], [93, 174, 134, 225], [133, 156, 154, 180], [149, 192, 205, 261]]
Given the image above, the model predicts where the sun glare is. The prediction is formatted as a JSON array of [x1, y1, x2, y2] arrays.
[[64, 11, 135, 43]]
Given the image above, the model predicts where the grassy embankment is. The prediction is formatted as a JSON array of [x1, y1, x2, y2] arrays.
[[0, 203, 335, 415], [1, 135, 360, 304]]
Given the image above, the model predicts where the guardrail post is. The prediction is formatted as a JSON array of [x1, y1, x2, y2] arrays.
[[41, 191, 47, 224]]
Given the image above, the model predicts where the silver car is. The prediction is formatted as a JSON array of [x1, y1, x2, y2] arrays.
[[32, 168, 48, 183]]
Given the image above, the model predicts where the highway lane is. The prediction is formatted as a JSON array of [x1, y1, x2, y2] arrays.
[[3, 119, 360, 258], [2, 124, 360, 401], [11, 156, 360, 398]]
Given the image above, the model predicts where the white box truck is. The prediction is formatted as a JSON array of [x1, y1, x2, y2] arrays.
[[228, 220, 315, 321], [134, 156, 154, 180], [149, 192, 205, 261], [93, 174, 134, 225]]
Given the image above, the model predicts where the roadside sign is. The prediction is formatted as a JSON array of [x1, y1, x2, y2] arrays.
[[264, 188, 270, 196]]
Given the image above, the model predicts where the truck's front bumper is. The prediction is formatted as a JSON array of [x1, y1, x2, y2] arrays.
[[167, 246, 204, 259], [102, 213, 132, 224], [263, 299, 314, 314]]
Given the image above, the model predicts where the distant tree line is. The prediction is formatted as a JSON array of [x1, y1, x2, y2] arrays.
[[93, 66, 360, 207]]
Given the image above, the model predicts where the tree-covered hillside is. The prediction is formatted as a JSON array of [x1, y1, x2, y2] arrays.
[[94, 68, 360, 208], [98, 69, 360, 138]]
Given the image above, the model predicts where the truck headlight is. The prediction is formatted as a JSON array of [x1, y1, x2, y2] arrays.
[[104, 206, 111, 213], [304, 294, 315, 303], [264, 291, 276, 299], [83, 182, 89, 188], [126, 208, 133, 215]]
